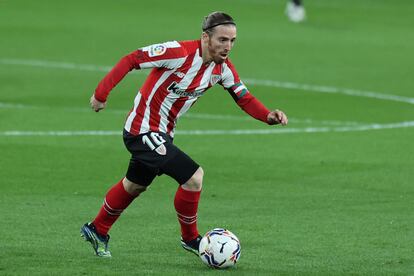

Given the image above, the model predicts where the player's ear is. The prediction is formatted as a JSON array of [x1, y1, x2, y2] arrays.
[[201, 32, 209, 43]]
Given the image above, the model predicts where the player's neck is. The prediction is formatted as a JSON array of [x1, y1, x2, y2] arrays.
[[201, 41, 213, 65]]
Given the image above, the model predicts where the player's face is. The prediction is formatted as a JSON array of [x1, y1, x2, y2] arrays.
[[206, 25, 237, 64]]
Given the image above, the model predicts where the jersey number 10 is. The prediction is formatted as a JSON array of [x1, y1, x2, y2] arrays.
[[142, 132, 166, 151]]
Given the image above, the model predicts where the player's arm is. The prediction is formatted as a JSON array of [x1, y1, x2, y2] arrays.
[[221, 61, 288, 125], [227, 85, 288, 125], [91, 52, 141, 112], [91, 41, 186, 112]]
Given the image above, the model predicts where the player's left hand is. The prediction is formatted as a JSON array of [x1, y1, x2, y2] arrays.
[[267, 109, 288, 126]]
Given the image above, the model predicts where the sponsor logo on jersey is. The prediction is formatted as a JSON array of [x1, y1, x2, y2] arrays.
[[148, 44, 167, 57], [210, 74, 221, 85], [167, 81, 205, 98]]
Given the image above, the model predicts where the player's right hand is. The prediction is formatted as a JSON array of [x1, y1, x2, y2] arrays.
[[90, 95, 106, 112]]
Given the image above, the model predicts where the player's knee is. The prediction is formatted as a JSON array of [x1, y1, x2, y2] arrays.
[[123, 177, 147, 196], [182, 167, 203, 191]]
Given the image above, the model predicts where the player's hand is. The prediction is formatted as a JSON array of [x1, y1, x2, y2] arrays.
[[267, 109, 288, 126], [90, 95, 106, 112]]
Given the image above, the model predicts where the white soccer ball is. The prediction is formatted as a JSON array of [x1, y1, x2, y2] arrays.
[[198, 228, 241, 269]]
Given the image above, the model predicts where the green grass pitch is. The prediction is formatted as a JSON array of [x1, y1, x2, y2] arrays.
[[1, 0, 413, 275]]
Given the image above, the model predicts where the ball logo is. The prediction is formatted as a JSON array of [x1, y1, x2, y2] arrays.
[[149, 44, 167, 57]]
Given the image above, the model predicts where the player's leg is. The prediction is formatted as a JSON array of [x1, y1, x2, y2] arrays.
[[175, 166, 203, 241], [161, 148, 203, 255], [81, 158, 156, 257], [181, 166, 203, 191], [177, 167, 204, 255], [91, 130, 162, 236], [91, 176, 149, 237]]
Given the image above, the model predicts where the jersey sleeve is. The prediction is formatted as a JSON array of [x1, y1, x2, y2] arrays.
[[137, 41, 187, 69], [220, 60, 270, 124], [94, 41, 187, 102]]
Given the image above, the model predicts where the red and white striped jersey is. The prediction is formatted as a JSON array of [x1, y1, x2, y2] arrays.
[[94, 40, 270, 137]]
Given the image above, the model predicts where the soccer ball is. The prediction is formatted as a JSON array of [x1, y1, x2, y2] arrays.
[[198, 228, 241, 269]]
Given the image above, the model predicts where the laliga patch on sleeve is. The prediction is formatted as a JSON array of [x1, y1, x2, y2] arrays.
[[148, 44, 167, 57]]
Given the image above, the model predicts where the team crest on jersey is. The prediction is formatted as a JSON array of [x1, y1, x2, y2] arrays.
[[210, 74, 221, 85], [174, 71, 185, 78], [148, 44, 167, 57], [155, 144, 167, 155]]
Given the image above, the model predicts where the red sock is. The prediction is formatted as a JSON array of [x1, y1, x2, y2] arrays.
[[174, 186, 201, 241], [92, 179, 136, 236]]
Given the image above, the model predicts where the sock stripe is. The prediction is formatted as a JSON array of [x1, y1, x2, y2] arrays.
[[104, 198, 124, 212], [176, 211, 197, 219], [102, 199, 124, 216], [178, 217, 197, 225], [177, 212, 197, 224], [103, 205, 122, 216]]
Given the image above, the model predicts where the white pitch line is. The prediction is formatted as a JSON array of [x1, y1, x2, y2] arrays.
[[0, 101, 361, 126], [182, 113, 361, 126], [244, 78, 414, 105], [0, 58, 113, 73], [0, 102, 29, 109], [1, 58, 414, 105], [1, 121, 413, 137], [0, 58, 147, 76]]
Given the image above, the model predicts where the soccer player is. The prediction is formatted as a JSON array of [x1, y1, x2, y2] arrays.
[[81, 11, 288, 257], [286, 0, 306, 23]]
